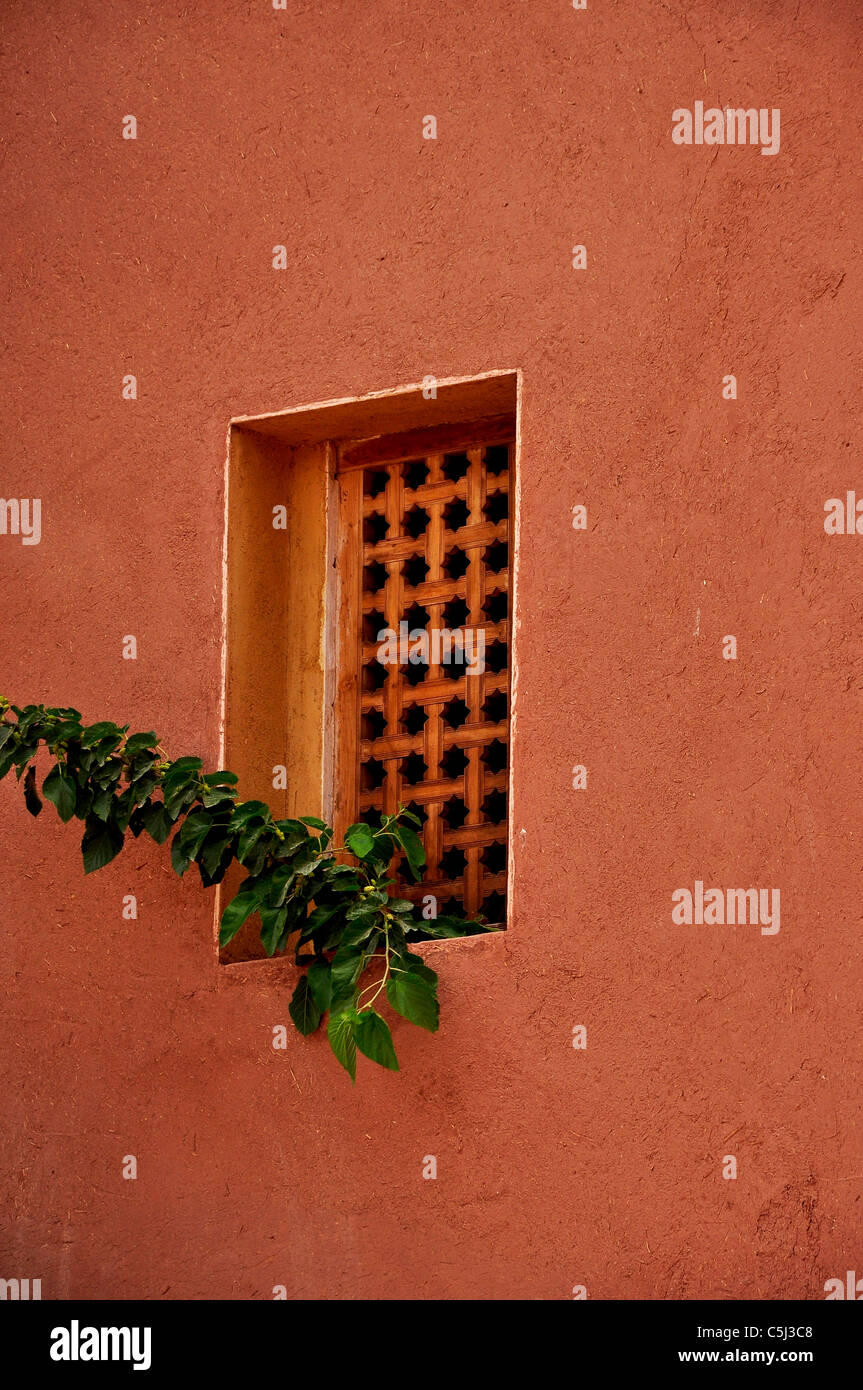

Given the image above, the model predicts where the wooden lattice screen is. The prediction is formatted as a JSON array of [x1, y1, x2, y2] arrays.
[[334, 415, 513, 925]]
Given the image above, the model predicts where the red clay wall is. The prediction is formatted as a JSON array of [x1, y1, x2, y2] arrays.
[[1, 0, 861, 1299]]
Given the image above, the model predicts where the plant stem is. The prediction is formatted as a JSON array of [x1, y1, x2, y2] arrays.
[[357, 928, 391, 1011]]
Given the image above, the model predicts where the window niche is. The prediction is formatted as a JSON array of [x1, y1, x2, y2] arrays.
[[220, 371, 518, 962]]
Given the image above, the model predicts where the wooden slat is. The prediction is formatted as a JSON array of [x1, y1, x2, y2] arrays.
[[384, 571, 508, 607], [361, 519, 506, 565], [360, 672, 508, 713], [360, 720, 507, 761], [358, 769, 507, 809], [360, 621, 507, 666], [338, 414, 515, 471], [333, 469, 364, 849]]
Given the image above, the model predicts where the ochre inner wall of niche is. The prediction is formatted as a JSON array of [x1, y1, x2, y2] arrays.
[[220, 429, 331, 962]]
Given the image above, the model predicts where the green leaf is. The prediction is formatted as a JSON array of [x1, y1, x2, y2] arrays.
[[273, 818, 311, 840], [128, 753, 159, 783], [91, 737, 122, 767], [271, 836, 311, 863], [200, 785, 237, 808], [354, 1010, 399, 1071], [302, 899, 340, 932], [237, 818, 267, 865], [162, 755, 203, 785], [414, 915, 471, 938], [330, 942, 367, 994], [366, 833, 395, 865], [393, 823, 425, 881], [338, 914, 378, 950], [289, 974, 322, 1036], [52, 717, 84, 741], [124, 731, 158, 756], [324, 866, 363, 893], [260, 904, 288, 956], [42, 764, 77, 821], [142, 801, 173, 845], [23, 765, 41, 816], [398, 950, 438, 988], [94, 758, 124, 790], [293, 850, 323, 878], [299, 815, 327, 831], [219, 888, 261, 947], [346, 890, 387, 916], [127, 802, 150, 836], [202, 770, 238, 787], [345, 822, 375, 859], [81, 721, 125, 749], [13, 742, 38, 777], [307, 960, 333, 1013], [240, 835, 271, 879], [0, 724, 15, 752], [127, 773, 158, 805], [386, 972, 439, 1032], [263, 861, 297, 909], [198, 844, 234, 889], [170, 831, 192, 877], [299, 901, 344, 952], [230, 799, 274, 829], [327, 1008, 357, 1081], [81, 816, 124, 873], [200, 831, 232, 878], [163, 781, 199, 818], [115, 786, 144, 831], [91, 786, 116, 821], [177, 809, 213, 858]]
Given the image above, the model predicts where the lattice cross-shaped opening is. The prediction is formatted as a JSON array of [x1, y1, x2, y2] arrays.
[[335, 426, 512, 924]]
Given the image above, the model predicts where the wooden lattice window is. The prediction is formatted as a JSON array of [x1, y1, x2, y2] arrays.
[[333, 415, 513, 926]]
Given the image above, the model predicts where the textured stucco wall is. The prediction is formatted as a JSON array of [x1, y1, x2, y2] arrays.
[[1, 0, 861, 1299]]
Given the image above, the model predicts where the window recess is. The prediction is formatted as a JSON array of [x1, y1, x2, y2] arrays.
[[221, 372, 518, 962]]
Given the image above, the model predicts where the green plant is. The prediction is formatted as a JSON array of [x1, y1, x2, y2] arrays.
[[0, 698, 494, 1078]]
